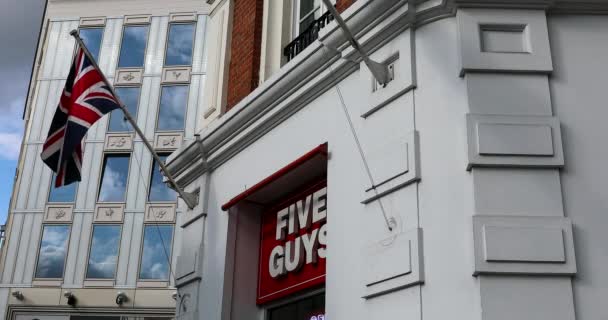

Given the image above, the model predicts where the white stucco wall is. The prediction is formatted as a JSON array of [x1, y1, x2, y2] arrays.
[[548, 14, 608, 320]]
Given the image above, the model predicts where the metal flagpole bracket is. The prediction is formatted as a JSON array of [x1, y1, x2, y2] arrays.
[[321, 0, 391, 86], [69, 29, 199, 210]]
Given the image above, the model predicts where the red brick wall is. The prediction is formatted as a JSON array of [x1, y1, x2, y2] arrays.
[[225, 0, 264, 111], [336, 0, 355, 13]]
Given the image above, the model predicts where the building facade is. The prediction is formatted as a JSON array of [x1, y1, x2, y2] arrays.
[[0, 0, 217, 319], [164, 0, 608, 320]]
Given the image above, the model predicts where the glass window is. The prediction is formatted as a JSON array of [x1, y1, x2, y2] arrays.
[[48, 174, 77, 202], [149, 155, 177, 202], [165, 23, 195, 66], [108, 87, 140, 132], [298, 0, 321, 34], [139, 225, 173, 280], [35, 225, 70, 279], [98, 154, 130, 202], [156, 86, 188, 131], [86, 225, 121, 279], [79, 27, 104, 61], [118, 25, 149, 68], [268, 293, 325, 320]]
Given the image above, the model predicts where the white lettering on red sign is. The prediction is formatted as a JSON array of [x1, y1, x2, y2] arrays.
[[269, 187, 327, 279]]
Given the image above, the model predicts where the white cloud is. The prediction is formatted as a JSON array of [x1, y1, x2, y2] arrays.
[[0, 133, 22, 160], [0, 98, 24, 160]]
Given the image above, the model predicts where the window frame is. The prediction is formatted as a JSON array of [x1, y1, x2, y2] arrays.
[[84, 223, 123, 281], [77, 26, 105, 61], [33, 224, 72, 281], [96, 153, 133, 204], [292, 0, 334, 37], [154, 84, 190, 133], [46, 173, 78, 204], [137, 223, 175, 284], [163, 22, 197, 67], [116, 23, 151, 69], [107, 86, 141, 133], [147, 153, 177, 203]]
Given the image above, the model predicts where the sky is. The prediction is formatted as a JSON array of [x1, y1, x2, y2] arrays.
[[0, 0, 46, 223]]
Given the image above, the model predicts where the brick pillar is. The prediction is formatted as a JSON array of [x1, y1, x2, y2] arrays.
[[336, 0, 355, 13], [225, 0, 264, 111]]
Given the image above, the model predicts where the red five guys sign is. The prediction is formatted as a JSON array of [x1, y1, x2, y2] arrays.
[[257, 180, 327, 304]]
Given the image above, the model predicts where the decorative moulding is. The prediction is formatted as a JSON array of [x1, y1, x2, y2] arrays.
[[362, 131, 420, 204], [162, 66, 191, 84], [360, 29, 415, 118], [124, 14, 152, 25], [362, 228, 424, 299], [145, 203, 176, 223], [115, 69, 143, 86], [79, 17, 106, 27], [169, 12, 198, 22], [83, 280, 114, 287], [466, 114, 564, 170], [105, 133, 134, 152], [457, 9, 553, 76], [154, 132, 183, 151], [473, 215, 576, 276], [94, 204, 125, 223], [45, 205, 73, 223]]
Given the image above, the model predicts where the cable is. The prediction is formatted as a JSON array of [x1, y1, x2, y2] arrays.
[[323, 46, 394, 232]]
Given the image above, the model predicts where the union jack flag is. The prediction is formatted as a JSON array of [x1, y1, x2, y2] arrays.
[[41, 44, 121, 187]]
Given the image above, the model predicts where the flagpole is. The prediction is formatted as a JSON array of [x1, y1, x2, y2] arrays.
[[69, 30, 198, 210]]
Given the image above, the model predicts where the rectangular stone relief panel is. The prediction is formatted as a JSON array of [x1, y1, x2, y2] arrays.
[[154, 132, 183, 151], [458, 9, 552, 75], [467, 114, 564, 170], [79, 17, 106, 27], [362, 228, 424, 299], [145, 203, 176, 223], [105, 134, 133, 151], [473, 216, 576, 276], [95, 204, 124, 222], [170, 12, 197, 22], [362, 131, 420, 204], [162, 66, 191, 84], [124, 14, 152, 25], [115, 69, 143, 86], [45, 205, 73, 223], [359, 29, 415, 118]]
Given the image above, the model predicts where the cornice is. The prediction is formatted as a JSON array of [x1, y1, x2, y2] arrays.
[[452, 0, 608, 13]]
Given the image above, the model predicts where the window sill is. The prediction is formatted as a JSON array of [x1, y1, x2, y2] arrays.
[[32, 279, 63, 287], [137, 281, 169, 288], [83, 279, 115, 287]]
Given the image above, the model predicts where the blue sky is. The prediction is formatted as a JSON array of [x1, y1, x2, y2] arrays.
[[0, 0, 46, 223]]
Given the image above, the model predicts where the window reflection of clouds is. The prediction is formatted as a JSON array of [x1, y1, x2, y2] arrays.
[[118, 25, 149, 68], [35, 225, 70, 278], [79, 28, 104, 61], [139, 225, 173, 280], [165, 23, 195, 66], [86, 225, 121, 279], [149, 155, 177, 202], [48, 174, 77, 202], [98, 155, 130, 202], [108, 87, 140, 132], [157, 86, 188, 131]]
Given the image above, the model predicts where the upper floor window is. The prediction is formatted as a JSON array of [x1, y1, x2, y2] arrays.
[[149, 155, 177, 202], [98, 154, 130, 202], [86, 224, 121, 279], [108, 87, 140, 132], [296, 0, 323, 35], [48, 174, 77, 203], [139, 224, 174, 280], [35, 225, 70, 279], [118, 25, 149, 68], [156, 85, 188, 131], [165, 23, 196, 66], [79, 27, 104, 61]]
